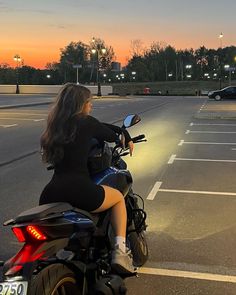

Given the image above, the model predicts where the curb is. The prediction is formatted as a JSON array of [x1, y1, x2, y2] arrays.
[[0, 96, 129, 109]]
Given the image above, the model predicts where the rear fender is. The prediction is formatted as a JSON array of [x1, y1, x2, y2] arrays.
[[3, 238, 69, 279]]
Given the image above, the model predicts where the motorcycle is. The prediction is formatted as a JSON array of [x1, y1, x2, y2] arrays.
[[0, 114, 148, 295]]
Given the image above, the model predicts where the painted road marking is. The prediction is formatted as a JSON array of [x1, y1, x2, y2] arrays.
[[158, 188, 236, 197], [0, 117, 45, 122], [167, 154, 176, 164], [33, 119, 45, 122], [178, 140, 184, 146], [147, 182, 162, 200], [186, 130, 236, 134], [190, 122, 236, 127], [0, 112, 47, 116], [179, 141, 236, 146], [0, 124, 18, 128], [147, 181, 236, 200], [139, 267, 236, 283], [169, 157, 236, 164]]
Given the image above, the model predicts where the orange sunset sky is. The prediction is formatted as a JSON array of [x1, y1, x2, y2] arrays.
[[1, 0, 235, 69]]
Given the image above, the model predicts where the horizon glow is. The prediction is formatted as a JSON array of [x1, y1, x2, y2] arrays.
[[0, 0, 235, 69]]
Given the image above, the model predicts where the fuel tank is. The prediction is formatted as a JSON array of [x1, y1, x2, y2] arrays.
[[91, 167, 132, 197]]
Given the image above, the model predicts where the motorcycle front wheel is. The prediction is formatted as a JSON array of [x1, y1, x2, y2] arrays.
[[128, 230, 148, 267], [29, 263, 82, 295]]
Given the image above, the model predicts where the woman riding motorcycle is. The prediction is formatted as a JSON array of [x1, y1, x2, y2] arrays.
[[39, 83, 135, 274]]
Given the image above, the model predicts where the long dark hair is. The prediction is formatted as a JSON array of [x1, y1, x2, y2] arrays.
[[41, 83, 91, 164]]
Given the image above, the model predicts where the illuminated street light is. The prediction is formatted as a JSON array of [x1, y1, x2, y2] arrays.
[[224, 64, 233, 85], [219, 32, 223, 47], [13, 54, 21, 94], [91, 39, 106, 96], [131, 71, 136, 82], [185, 65, 192, 80], [218, 33, 224, 89]]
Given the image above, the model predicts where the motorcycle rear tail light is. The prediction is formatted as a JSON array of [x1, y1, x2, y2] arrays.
[[26, 225, 47, 241], [12, 227, 26, 243]]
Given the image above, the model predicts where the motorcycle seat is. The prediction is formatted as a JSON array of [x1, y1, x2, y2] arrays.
[[14, 202, 95, 224]]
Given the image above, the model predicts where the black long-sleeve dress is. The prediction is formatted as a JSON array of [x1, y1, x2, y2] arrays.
[[39, 115, 130, 211]]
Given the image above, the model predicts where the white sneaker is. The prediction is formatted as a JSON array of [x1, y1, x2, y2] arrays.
[[111, 245, 135, 274]]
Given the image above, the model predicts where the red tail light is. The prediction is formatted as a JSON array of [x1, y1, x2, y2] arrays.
[[12, 227, 26, 243], [26, 225, 47, 241]]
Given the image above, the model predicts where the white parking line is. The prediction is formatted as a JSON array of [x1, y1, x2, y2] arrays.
[[139, 267, 236, 283], [186, 130, 236, 134], [179, 141, 236, 146], [33, 119, 45, 122], [0, 112, 47, 116], [146, 182, 236, 198], [167, 154, 176, 164], [158, 188, 236, 197], [0, 117, 45, 122], [0, 124, 18, 128], [190, 122, 236, 127], [147, 182, 162, 200], [170, 157, 236, 164], [178, 140, 184, 146]]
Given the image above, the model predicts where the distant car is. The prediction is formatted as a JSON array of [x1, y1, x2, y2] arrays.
[[208, 86, 236, 101]]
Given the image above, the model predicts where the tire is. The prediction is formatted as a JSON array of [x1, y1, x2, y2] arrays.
[[126, 192, 149, 267], [128, 230, 148, 267], [215, 95, 222, 101], [29, 263, 82, 295]]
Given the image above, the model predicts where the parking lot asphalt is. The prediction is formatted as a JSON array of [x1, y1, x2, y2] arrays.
[[2, 95, 236, 294], [195, 98, 236, 119]]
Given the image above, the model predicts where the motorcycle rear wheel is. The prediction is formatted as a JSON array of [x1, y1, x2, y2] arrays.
[[29, 263, 82, 295]]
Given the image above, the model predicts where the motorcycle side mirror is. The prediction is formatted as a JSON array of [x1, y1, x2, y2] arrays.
[[123, 114, 141, 128]]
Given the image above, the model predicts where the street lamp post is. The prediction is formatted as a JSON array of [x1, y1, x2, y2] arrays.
[[224, 65, 232, 86], [131, 71, 136, 82], [218, 33, 223, 89], [73, 64, 82, 84], [13, 54, 21, 94], [185, 64, 192, 80], [92, 46, 106, 97]]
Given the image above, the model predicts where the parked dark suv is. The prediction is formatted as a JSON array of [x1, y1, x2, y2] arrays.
[[208, 86, 236, 101]]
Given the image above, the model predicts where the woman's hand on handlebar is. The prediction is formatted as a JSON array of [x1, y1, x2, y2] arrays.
[[127, 140, 134, 156], [121, 133, 134, 156]]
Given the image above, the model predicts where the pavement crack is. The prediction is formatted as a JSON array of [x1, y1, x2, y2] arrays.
[[0, 150, 40, 167]]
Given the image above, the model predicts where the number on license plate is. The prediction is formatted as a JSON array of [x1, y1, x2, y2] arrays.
[[0, 281, 28, 295]]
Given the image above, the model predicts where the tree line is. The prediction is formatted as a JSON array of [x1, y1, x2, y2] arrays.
[[1, 38, 236, 84]]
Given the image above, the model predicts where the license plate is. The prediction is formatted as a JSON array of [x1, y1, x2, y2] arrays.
[[0, 281, 28, 295]]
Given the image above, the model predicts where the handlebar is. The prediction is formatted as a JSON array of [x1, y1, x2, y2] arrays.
[[113, 134, 146, 157], [131, 134, 145, 143]]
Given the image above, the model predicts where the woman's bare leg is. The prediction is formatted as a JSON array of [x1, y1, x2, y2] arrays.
[[91, 185, 126, 237], [92, 185, 134, 273]]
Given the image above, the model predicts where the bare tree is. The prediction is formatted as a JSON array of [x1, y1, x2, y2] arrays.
[[130, 39, 144, 57]]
